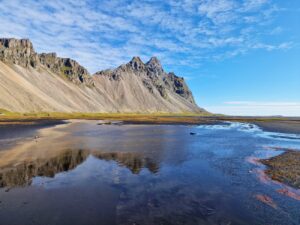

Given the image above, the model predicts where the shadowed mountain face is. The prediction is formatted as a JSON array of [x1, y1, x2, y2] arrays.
[[0, 149, 159, 187], [0, 38, 205, 113]]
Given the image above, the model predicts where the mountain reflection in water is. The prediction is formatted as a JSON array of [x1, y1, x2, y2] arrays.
[[1, 121, 300, 225], [0, 149, 159, 187]]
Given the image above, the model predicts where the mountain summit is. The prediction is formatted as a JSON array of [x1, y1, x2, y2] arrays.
[[146, 57, 164, 75], [0, 38, 205, 113]]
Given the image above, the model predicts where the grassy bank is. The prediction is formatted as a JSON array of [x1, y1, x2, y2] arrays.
[[0, 109, 214, 124], [0, 108, 299, 125]]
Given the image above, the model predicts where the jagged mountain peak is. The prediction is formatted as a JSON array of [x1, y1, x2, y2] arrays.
[[0, 38, 204, 113], [146, 56, 163, 75], [130, 56, 143, 63], [146, 56, 161, 67], [125, 56, 164, 75], [128, 56, 145, 70], [93, 56, 197, 104]]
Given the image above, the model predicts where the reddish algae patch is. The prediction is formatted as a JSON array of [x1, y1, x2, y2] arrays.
[[255, 194, 277, 209], [277, 188, 300, 201], [246, 156, 261, 166]]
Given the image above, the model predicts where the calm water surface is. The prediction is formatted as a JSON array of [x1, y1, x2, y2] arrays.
[[0, 121, 300, 225]]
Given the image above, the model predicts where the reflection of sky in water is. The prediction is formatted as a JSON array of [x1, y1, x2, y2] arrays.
[[1, 122, 300, 225]]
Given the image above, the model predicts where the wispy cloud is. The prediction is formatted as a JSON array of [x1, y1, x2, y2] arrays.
[[225, 101, 300, 107], [251, 42, 293, 51], [242, 0, 269, 11], [0, 0, 293, 73], [205, 101, 300, 116]]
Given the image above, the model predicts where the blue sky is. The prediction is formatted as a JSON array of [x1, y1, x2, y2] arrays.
[[0, 0, 299, 116]]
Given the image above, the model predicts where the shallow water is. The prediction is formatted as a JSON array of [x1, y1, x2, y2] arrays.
[[0, 121, 300, 225]]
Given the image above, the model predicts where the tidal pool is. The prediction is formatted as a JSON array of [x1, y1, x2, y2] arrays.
[[0, 120, 300, 225]]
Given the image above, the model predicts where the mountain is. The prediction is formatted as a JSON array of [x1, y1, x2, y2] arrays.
[[0, 38, 205, 113]]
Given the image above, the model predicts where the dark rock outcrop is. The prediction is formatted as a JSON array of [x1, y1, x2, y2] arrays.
[[164, 72, 195, 104], [0, 38, 93, 86], [146, 56, 164, 75], [0, 38, 39, 68], [38, 53, 94, 86]]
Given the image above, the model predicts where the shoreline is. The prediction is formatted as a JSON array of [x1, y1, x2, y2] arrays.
[[247, 147, 300, 201], [253, 120, 300, 134], [1, 114, 300, 134], [260, 149, 300, 190]]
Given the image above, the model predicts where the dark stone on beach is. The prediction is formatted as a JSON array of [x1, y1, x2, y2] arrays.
[[98, 121, 112, 125]]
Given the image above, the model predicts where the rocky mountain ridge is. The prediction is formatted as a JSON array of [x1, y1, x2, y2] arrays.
[[94, 56, 196, 104], [0, 38, 205, 113], [0, 38, 93, 86]]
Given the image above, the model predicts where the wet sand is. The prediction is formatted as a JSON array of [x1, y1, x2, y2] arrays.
[[254, 120, 300, 134], [0, 120, 65, 151], [0, 120, 65, 139]]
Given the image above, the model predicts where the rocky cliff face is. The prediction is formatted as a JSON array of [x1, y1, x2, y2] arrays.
[[0, 38, 205, 113], [0, 38, 38, 68], [0, 38, 93, 86], [94, 56, 196, 105], [38, 53, 94, 86]]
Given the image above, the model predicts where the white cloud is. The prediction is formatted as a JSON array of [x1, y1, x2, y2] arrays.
[[0, 0, 292, 73], [224, 101, 300, 106], [206, 105, 300, 116], [242, 0, 269, 11], [198, 0, 236, 17], [206, 101, 300, 116], [251, 42, 292, 51]]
